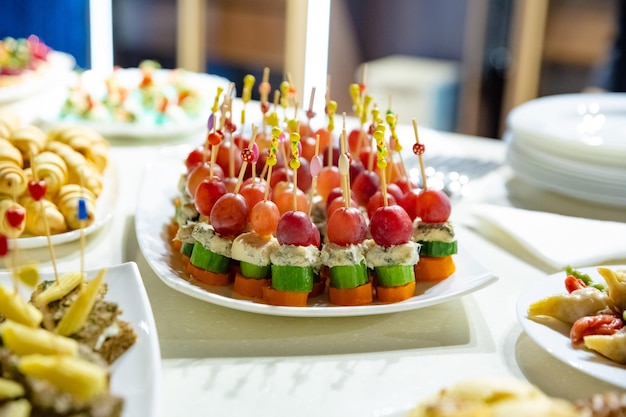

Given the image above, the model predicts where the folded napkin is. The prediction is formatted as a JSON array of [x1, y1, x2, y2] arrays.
[[467, 204, 626, 270]]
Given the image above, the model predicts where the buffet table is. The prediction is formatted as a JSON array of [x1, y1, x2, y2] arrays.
[[14, 121, 626, 417]]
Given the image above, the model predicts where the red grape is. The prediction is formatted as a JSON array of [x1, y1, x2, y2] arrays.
[[386, 183, 404, 203], [398, 188, 421, 221], [366, 191, 397, 220], [415, 189, 451, 223], [185, 147, 209, 172], [186, 162, 224, 197], [369, 205, 413, 247], [276, 211, 317, 246], [250, 200, 280, 236], [327, 207, 367, 246], [240, 181, 267, 215], [326, 196, 358, 219], [351, 170, 380, 206], [194, 177, 227, 216], [316, 167, 341, 201], [349, 159, 365, 187], [394, 177, 418, 194], [210, 193, 249, 237]]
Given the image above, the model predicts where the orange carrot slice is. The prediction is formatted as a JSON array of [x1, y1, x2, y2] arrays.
[[328, 282, 373, 306], [233, 272, 270, 298], [262, 286, 309, 307], [414, 256, 456, 282], [376, 280, 416, 303], [187, 263, 231, 286]]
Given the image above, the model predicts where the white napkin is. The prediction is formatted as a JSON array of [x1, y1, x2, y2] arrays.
[[467, 204, 626, 269]]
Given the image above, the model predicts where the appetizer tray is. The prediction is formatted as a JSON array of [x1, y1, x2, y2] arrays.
[[516, 266, 626, 389], [11, 163, 119, 249], [136, 146, 498, 317], [0, 51, 75, 105], [0, 262, 161, 417], [44, 68, 231, 141]]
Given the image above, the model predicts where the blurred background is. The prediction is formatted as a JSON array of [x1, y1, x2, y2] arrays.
[[1, 0, 620, 139]]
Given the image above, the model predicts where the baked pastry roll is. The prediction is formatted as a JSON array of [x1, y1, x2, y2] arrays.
[[19, 194, 68, 235], [55, 184, 96, 230]]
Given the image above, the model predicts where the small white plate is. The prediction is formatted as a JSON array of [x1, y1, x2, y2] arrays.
[[516, 266, 626, 389], [45, 68, 231, 141], [0, 52, 75, 105], [0, 262, 161, 417], [10, 164, 119, 249], [135, 146, 498, 317], [507, 93, 626, 166]]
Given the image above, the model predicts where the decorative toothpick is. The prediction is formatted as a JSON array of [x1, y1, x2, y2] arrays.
[[28, 154, 59, 283], [307, 134, 321, 216], [412, 119, 428, 190]]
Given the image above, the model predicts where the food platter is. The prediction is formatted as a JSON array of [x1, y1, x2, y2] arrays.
[[0, 262, 161, 417], [0, 52, 75, 105], [43, 68, 231, 141], [135, 145, 498, 317], [10, 164, 119, 249], [516, 266, 626, 389]]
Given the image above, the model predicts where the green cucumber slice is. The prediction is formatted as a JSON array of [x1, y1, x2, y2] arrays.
[[190, 243, 230, 273], [418, 240, 457, 257], [181, 242, 195, 257], [329, 262, 368, 289], [375, 265, 415, 287], [240, 261, 271, 279], [271, 265, 314, 292]]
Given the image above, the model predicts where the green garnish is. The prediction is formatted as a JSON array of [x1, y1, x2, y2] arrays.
[[565, 265, 605, 291]]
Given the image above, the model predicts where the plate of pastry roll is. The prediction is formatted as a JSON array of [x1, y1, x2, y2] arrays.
[[0, 106, 117, 248]]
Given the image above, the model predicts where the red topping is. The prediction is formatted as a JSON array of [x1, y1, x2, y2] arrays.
[[28, 180, 47, 201], [0, 235, 8, 257], [5, 207, 25, 229]]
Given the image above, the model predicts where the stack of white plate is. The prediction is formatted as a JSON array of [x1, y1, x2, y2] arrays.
[[504, 93, 626, 207]]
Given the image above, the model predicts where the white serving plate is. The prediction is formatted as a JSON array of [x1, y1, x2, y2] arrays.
[[10, 164, 119, 249], [44, 68, 231, 141], [516, 266, 626, 389], [0, 262, 161, 417], [506, 93, 626, 167], [0, 52, 75, 105], [135, 145, 498, 317]]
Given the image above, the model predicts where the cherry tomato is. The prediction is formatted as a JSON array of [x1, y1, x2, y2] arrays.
[[564, 275, 587, 293], [570, 314, 623, 345]]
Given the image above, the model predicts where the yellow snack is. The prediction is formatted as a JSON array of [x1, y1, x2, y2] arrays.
[[407, 377, 579, 417], [0, 162, 27, 198], [28, 151, 68, 196], [18, 195, 67, 236], [56, 269, 105, 336], [9, 125, 47, 161], [0, 398, 31, 417], [45, 141, 103, 196], [32, 271, 83, 306], [47, 124, 109, 173], [18, 354, 108, 401], [0, 197, 26, 238], [597, 267, 626, 312], [55, 184, 96, 230], [0, 320, 79, 357], [0, 106, 21, 139], [0, 285, 42, 328], [0, 138, 23, 167], [0, 378, 25, 400]]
